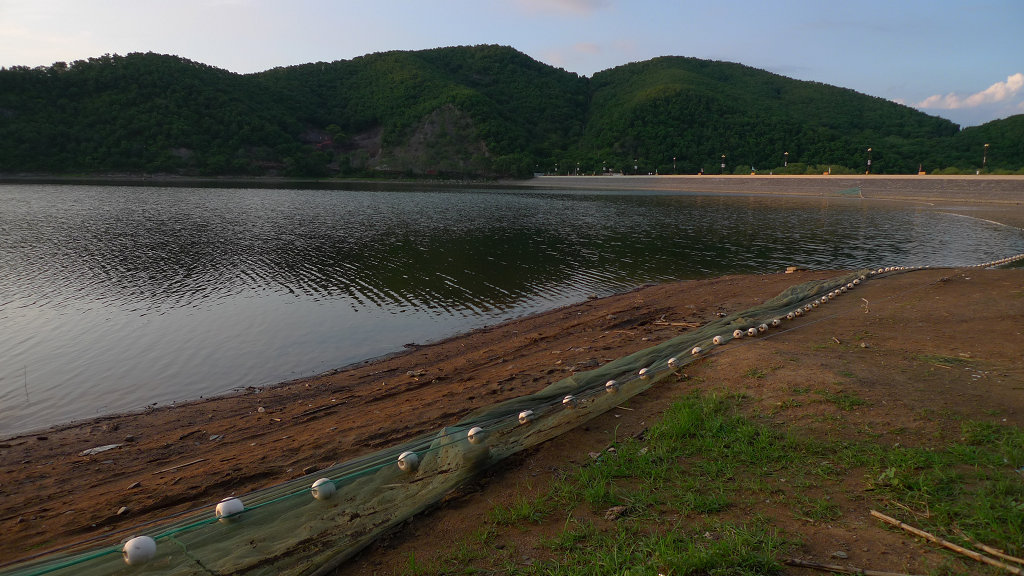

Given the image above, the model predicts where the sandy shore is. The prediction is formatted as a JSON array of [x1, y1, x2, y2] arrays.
[[1, 176, 1022, 573], [513, 174, 1024, 227]]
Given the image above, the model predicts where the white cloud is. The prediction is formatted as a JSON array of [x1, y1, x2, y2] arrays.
[[918, 73, 1024, 109]]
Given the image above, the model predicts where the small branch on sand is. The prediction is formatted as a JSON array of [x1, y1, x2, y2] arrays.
[[653, 321, 700, 327], [871, 510, 1023, 575], [152, 458, 207, 475], [784, 557, 920, 576], [953, 526, 1024, 567]]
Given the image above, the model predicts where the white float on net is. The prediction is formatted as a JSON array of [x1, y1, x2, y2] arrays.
[[311, 478, 336, 500], [468, 426, 487, 444], [519, 410, 535, 424], [215, 497, 244, 523], [398, 451, 420, 472], [122, 535, 157, 566]]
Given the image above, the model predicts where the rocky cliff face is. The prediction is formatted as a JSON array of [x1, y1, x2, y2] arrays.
[[348, 104, 492, 176]]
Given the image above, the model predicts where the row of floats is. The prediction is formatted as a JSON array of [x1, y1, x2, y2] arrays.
[[121, 257, 1024, 566]]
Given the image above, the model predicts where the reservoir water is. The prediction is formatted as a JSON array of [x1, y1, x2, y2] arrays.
[[2, 183, 1022, 437]]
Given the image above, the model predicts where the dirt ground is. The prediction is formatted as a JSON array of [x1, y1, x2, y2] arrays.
[[1, 177, 1023, 574], [2, 266, 1023, 574], [343, 266, 1024, 576]]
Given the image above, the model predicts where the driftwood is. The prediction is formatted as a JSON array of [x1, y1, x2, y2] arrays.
[[870, 510, 1023, 575], [783, 557, 920, 576]]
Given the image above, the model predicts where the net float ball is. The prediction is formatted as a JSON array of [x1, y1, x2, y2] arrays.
[[746, 327, 757, 337], [562, 395, 577, 408], [840, 286, 848, 293], [803, 304, 812, 312], [733, 329, 744, 339], [771, 318, 781, 327], [820, 297, 829, 305], [846, 282, 855, 290], [757, 324, 768, 333], [311, 478, 336, 500], [638, 368, 649, 380], [794, 308, 803, 317], [605, 380, 619, 393], [691, 346, 702, 355], [518, 410, 535, 423], [467, 426, 486, 444], [397, 451, 420, 472], [122, 535, 157, 566], [786, 312, 795, 320], [215, 497, 244, 523], [811, 301, 819, 308], [712, 335, 724, 345], [853, 279, 861, 285], [667, 357, 678, 369]]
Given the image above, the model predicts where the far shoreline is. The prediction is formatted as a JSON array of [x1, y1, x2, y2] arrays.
[[3, 172, 1024, 204]]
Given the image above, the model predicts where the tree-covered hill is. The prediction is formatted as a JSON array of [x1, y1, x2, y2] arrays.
[[0, 46, 1020, 177], [578, 56, 960, 175]]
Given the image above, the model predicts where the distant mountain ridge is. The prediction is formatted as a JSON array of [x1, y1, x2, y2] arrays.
[[0, 45, 1020, 177]]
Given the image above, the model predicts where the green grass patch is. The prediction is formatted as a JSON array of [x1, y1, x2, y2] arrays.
[[743, 367, 768, 379], [488, 494, 547, 526], [816, 389, 867, 410], [412, 393, 1024, 574]]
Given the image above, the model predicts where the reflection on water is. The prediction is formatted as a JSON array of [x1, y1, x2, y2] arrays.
[[1, 184, 1022, 436]]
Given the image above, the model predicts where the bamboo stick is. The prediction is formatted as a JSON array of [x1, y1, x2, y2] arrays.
[[870, 510, 1023, 575], [954, 527, 1024, 567]]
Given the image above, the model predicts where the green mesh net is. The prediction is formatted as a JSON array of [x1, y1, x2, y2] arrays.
[[0, 266, 995, 575]]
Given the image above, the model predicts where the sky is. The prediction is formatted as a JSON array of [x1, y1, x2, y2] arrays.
[[1, 0, 1022, 127]]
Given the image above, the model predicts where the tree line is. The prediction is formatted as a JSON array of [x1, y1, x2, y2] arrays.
[[0, 46, 1020, 178]]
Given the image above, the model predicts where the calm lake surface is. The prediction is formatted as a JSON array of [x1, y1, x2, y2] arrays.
[[2, 183, 1022, 437]]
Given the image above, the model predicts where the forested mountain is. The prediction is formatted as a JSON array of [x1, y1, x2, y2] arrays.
[[0, 46, 1020, 177]]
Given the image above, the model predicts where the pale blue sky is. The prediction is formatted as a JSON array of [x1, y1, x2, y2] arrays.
[[1, 0, 1021, 127]]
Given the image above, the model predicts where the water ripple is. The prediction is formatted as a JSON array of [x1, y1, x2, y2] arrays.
[[2, 185, 1023, 436]]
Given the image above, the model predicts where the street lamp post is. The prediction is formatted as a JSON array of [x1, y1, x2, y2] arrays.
[[866, 148, 872, 174], [634, 159, 638, 175], [983, 143, 989, 172], [721, 154, 726, 175], [784, 151, 788, 167]]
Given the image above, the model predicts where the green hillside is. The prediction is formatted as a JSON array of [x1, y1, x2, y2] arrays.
[[0, 46, 1020, 177], [578, 56, 959, 175]]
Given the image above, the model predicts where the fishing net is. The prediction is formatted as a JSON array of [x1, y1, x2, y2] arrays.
[[2, 262, 1018, 576]]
